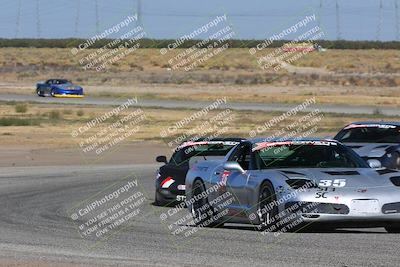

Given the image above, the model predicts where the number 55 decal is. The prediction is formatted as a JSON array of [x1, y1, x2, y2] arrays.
[[318, 179, 346, 187]]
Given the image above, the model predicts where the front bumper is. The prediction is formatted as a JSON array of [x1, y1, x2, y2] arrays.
[[285, 200, 400, 227], [53, 94, 84, 98], [156, 188, 186, 202], [53, 89, 84, 98]]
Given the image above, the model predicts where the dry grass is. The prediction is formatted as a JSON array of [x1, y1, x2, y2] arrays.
[[0, 102, 398, 149], [0, 48, 399, 88]]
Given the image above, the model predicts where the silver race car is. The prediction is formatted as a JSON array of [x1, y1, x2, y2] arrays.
[[185, 138, 400, 233], [334, 121, 400, 169]]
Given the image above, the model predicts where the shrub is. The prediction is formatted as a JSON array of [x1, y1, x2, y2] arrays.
[[48, 110, 61, 120], [76, 110, 84, 117], [15, 103, 28, 113], [0, 118, 40, 126]]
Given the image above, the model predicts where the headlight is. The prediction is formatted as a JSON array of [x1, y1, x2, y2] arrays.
[[390, 176, 400, 187], [155, 169, 161, 180]]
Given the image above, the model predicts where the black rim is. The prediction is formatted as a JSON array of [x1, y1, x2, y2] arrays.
[[258, 185, 276, 226]]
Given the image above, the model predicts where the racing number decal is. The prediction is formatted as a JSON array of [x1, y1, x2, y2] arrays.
[[315, 179, 346, 198], [315, 192, 327, 198], [318, 179, 346, 188]]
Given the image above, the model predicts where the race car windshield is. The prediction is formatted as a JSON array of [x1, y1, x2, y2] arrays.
[[335, 126, 400, 143], [254, 144, 368, 169], [170, 143, 235, 165]]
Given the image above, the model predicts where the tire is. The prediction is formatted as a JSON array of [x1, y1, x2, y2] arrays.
[[50, 89, 56, 97], [190, 180, 222, 228], [257, 181, 279, 231], [154, 191, 168, 207], [36, 90, 44, 97], [385, 225, 400, 233]]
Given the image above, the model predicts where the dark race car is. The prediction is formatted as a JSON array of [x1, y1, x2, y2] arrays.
[[334, 121, 400, 169], [154, 138, 243, 206], [36, 79, 84, 98]]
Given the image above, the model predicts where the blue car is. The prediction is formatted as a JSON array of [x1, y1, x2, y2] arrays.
[[36, 79, 84, 98]]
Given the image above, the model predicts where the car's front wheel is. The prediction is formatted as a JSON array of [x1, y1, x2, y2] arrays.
[[36, 90, 44, 97], [190, 180, 222, 227], [154, 191, 168, 207], [257, 181, 279, 231]]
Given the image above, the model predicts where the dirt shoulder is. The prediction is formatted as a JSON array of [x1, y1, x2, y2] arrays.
[[0, 141, 170, 167]]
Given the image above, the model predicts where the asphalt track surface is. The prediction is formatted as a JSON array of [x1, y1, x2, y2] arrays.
[[0, 164, 399, 266], [1, 93, 399, 116]]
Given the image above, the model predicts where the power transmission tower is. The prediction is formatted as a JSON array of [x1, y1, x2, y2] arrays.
[[137, 0, 142, 27], [396, 0, 400, 40], [36, 0, 41, 38], [95, 0, 100, 34], [74, 0, 81, 37], [15, 0, 21, 38], [318, 0, 323, 30], [377, 0, 383, 40], [335, 0, 341, 40]]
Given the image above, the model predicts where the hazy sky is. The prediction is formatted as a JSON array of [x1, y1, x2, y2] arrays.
[[0, 0, 399, 41]]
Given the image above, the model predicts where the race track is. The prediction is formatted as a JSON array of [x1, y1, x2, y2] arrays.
[[0, 164, 398, 266], [1, 93, 399, 116]]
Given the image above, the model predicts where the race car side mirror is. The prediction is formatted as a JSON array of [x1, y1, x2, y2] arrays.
[[156, 155, 168, 164], [367, 159, 382, 169], [223, 161, 245, 174]]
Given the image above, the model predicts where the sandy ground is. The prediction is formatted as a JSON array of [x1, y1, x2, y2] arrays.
[[0, 142, 170, 167]]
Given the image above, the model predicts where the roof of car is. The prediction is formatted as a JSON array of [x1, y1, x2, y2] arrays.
[[248, 137, 338, 144], [182, 137, 245, 143], [345, 121, 400, 127]]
